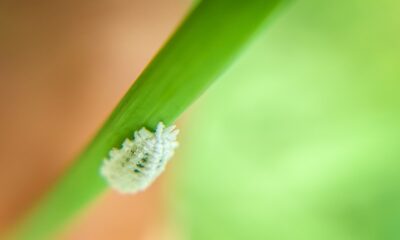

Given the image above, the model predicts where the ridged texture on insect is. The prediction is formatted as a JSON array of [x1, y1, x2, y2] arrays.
[[101, 122, 179, 194]]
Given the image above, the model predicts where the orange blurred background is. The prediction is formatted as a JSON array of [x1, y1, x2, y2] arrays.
[[0, 0, 189, 239]]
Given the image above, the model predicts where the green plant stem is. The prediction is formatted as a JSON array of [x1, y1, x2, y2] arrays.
[[12, 0, 286, 239]]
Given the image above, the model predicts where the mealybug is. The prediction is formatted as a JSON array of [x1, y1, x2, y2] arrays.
[[101, 122, 179, 194]]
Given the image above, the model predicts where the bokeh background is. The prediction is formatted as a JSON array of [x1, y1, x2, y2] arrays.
[[1, 0, 400, 239]]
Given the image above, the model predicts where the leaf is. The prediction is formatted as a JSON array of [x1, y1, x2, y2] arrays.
[[12, 0, 287, 239]]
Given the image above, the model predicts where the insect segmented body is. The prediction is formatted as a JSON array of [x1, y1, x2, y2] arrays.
[[101, 122, 179, 194]]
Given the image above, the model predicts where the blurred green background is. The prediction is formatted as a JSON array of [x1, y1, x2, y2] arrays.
[[172, 0, 400, 239]]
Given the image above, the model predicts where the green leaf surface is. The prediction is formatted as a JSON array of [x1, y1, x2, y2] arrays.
[[11, 0, 287, 239]]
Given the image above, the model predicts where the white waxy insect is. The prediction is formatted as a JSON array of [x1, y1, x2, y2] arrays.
[[101, 122, 179, 194]]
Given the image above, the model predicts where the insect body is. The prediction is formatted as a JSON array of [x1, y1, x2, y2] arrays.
[[101, 122, 179, 194]]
